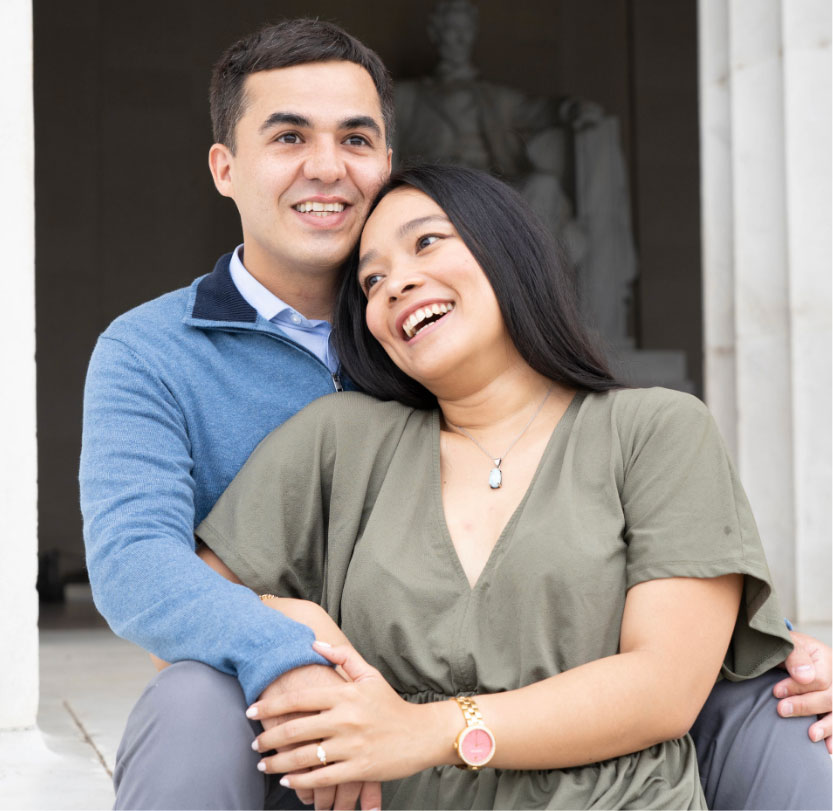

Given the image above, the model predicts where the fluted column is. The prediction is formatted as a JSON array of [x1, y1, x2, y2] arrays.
[[0, 0, 38, 729], [699, 0, 831, 627]]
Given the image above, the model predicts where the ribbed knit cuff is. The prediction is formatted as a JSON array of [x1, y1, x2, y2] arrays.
[[236, 626, 332, 705]]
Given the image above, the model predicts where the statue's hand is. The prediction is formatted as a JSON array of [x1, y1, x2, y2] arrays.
[[558, 98, 604, 128]]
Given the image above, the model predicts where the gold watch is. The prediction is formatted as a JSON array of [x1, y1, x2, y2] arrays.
[[452, 696, 496, 770]]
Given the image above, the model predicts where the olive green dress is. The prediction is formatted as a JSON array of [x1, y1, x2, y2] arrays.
[[197, 387, 792, 810]]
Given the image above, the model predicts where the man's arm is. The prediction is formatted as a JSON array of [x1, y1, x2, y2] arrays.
[[81, 334, 328, 704]]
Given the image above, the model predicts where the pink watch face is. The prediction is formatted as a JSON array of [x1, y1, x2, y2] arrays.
[[460, 726, 494, 766]]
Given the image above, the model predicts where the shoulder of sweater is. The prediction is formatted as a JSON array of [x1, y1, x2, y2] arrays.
[[99, 280, 198, 345]]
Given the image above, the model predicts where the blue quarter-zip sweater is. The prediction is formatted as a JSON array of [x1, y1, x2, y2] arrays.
[[80, 254, 350, 703]]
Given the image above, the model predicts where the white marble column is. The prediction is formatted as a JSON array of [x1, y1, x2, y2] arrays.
[[0, 0, 38, 728], [699, 0, 831, 627]]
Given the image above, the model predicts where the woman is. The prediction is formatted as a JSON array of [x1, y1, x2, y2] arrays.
[[196, 166, 792, 809]]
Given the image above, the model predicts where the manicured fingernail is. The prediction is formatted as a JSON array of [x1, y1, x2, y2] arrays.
[[313, 640, 332, 648], [796, 664, 813, 674], [246, 705, 259, 719], [774, 685, 787, 698], [251, 739, 259, 751], [812, 727, 824, 742], [781, 701, 793, 716], [279, 776, 291, 787], [257, 761, 266, 772]]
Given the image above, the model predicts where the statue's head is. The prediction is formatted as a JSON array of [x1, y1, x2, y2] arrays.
[[428, 0, 479, 68]]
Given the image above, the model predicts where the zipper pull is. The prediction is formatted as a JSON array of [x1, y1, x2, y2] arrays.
[[331, 372, 344, 392]]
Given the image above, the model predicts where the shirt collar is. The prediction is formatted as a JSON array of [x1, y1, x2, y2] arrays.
[[228, 244, 331, 330], [228, 245, 291, 322]]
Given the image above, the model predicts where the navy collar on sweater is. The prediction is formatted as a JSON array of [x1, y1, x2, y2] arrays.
[[191, 253, 258, 323]]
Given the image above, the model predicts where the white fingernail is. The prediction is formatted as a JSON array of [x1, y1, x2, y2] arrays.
[[279, 776, 290, 787], [246, 706, 259, 719], [257, 761, 266, 772], [796, 665, 813, 673], [315, 640, 332, 647], [251, 739, 259, 751]]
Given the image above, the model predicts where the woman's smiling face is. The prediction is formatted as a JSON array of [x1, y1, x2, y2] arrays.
[[357, 187, 519, 392]]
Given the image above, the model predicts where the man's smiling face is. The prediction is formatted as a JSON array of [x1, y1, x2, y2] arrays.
[[210, 61, 392, 282]]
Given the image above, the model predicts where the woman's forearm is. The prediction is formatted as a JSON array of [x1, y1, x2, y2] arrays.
[[261, 596, 350, 647], [418, 574, 742, 771], [417, 648, 699, 772]]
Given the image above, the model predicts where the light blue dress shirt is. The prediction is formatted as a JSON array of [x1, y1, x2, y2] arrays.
[[229, 245, 338, 373]]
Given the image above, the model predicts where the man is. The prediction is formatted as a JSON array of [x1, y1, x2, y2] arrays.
[[82, 21, 391, 810], [81, 18, 831, 811]]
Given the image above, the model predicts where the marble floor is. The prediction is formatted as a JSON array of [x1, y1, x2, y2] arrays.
[[0, 587, 155, 810]]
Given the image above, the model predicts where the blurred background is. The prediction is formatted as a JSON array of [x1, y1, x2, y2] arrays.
[[35, 0, 707, 599]]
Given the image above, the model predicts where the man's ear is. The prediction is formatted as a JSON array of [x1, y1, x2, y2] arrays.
[[208, 143, 234, 198], [386, 147, 393, 175]]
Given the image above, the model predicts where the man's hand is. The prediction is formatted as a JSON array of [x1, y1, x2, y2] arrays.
[[774, 631, 832, 753]]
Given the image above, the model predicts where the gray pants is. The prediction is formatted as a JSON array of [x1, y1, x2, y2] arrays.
[[114, 662, 832, 810], [113, 662, 302, 810], [691, 668, 831, 810]]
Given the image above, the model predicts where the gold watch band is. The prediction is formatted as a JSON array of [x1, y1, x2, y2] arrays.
[[455, 695, 484, 727]]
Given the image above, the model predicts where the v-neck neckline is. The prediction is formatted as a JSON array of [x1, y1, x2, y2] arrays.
[[430, 391, 586, 593]]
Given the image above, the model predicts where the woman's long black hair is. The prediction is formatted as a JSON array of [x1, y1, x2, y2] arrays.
[[333, 165, 620, 409]]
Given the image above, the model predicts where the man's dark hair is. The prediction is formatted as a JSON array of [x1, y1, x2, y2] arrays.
[[210, 19, 394, 152], [333, 165, 620, 409]]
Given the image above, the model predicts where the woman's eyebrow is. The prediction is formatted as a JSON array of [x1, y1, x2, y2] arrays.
[[397, 214, 450, 239], [357, 249, 379, 276], [357, 215, 451, 274]]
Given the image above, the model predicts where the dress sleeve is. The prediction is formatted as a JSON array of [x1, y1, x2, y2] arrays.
[[620, 389, 792, 680], [196, 393, 412, 608], [195, 401, 336, 603]]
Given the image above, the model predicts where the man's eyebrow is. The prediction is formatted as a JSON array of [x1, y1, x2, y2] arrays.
[[259, 112, 310, 133], [340, 115, 383, 138], [258, 113, 383, 138]]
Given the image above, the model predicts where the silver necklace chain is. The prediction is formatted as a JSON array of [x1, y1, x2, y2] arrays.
[[447, 387, 553, 489]]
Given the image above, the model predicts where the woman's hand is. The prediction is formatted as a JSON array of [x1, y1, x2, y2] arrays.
[[259, 667, 381, 810], [247, 641, 456, 790], [257, 600, 383, 809]]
